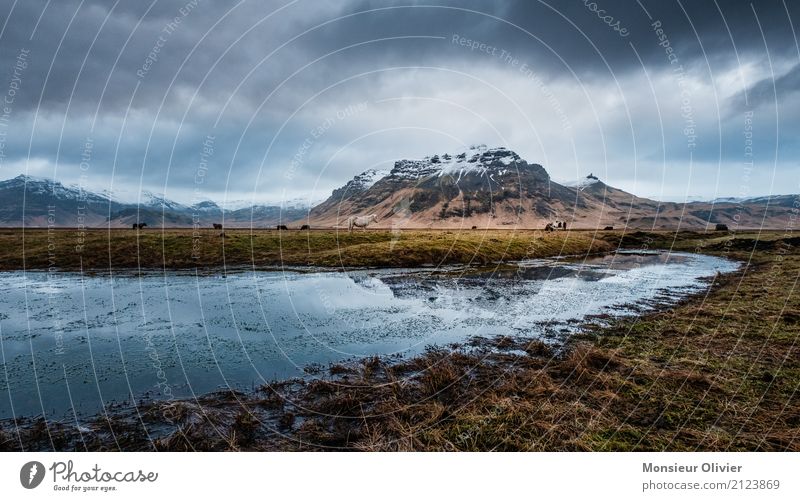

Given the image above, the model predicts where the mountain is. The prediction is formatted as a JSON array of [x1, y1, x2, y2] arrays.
[[301, 146, 798, 230], [308, 147, 557, 228], [0, 175, 124, 227], [2, 149, 796, 230], [0, 175, 311, 228], [304, 146, 623, 228]]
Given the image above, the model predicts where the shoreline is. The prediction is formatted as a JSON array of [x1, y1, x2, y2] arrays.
[[1, 249, 733, 422], [1, 231, 798, 451], [0, 227, 784, 272]]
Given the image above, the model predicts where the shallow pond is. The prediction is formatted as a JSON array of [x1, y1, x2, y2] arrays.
[[0, 251, 738, 419]]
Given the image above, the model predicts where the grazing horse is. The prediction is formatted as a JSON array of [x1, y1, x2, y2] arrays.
[[347, 214, 378, 232], [212, 223, 223, 230], [300, 224, 310, 230], [132, 222, 147, 229], [276, 224, 288, 230]]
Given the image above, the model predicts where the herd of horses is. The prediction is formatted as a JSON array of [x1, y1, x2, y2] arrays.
[[129, 214, 628, 232], [543, 220, 569, 232], [132, 222, 312, 230], [130, 220, 368, 231], [133, 212, 382, 231]]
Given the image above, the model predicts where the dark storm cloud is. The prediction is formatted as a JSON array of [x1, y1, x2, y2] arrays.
[[0, 0, 798, 201], [731, 62, 800, 109], [5, 0, 797, 114]]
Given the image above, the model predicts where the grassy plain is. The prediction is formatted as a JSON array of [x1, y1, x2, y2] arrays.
[[0, 227, 612, 270]]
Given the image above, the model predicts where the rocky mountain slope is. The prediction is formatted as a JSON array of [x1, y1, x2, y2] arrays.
[[301, 146, 797, 230], [2, 147, 796, 230], [0, 175, 310, 228]]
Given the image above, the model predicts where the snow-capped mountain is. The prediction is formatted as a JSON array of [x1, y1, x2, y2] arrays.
[[0, 175, 124, 227], [308, 146, 567, 228], [351, 168, 390, 190], [139, 191, 190, 212], [0, 175, 312, 227], [2, 147, 797, 229], [388, 146, 521, 181], [0, 175, 111, 204], [304, 147, 798, 230], [190, 200, 223, 215], [218, 196, 318, 212]]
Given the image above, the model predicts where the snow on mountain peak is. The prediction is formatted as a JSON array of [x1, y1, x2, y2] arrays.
[[353, 168, 390, 190], [1, 174, 100, 201], [139, 191, 188, 211], [278, 197, 319, 210], [191, 200, 222, 212], [563, 174, 601, 190], [389, 147, 523, 181]]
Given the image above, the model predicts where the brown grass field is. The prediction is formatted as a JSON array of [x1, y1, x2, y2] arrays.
[[1, 228, 799, 451], [0, 227, 614, 270]]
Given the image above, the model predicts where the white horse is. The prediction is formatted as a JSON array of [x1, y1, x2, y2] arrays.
[[347, 213, 379, 232]]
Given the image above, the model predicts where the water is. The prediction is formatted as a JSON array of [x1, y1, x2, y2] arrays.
[[0, 251, 738, 419]]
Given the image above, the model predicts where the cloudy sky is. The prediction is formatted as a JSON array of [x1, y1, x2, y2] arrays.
[[0, 0, 798, 204]]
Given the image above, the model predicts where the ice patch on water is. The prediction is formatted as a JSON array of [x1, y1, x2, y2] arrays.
[[0, 251, 738, 419]]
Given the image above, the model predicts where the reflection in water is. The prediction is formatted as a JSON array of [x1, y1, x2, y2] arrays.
[[0, 251, 738, 419]]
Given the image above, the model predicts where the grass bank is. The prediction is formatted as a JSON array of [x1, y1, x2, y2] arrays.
[[0, 228, 613, 270], [2, 230, 798, 451]]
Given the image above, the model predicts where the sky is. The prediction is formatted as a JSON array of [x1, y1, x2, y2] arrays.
[[0, 0, 798, 205]]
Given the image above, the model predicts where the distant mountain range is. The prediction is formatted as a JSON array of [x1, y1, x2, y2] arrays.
[[0, 175, 312, 228], [1, 146, 796, 229]]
